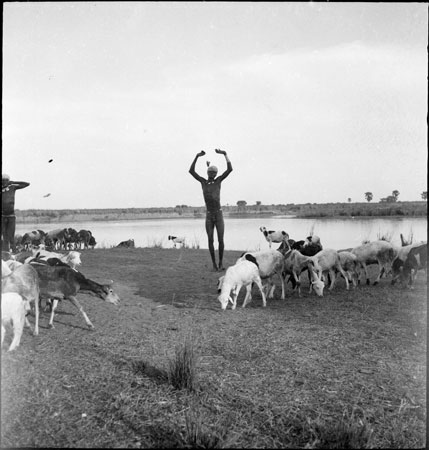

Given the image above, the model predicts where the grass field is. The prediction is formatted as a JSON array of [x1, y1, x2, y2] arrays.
[[1, 247, 426, 448]]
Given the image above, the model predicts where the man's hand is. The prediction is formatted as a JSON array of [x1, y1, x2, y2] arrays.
[[197, 150, 206, 157], [215, 149, 227, 155]]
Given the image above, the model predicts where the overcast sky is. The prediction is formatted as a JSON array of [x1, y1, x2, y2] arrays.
[[3, 2, 427, 210]]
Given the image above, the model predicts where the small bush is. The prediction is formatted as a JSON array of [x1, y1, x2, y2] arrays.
[[168, 336, 197, 391]]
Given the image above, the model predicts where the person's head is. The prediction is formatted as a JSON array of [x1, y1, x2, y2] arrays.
[[2, 174, 10, 187], [207, 165, 218, 180]]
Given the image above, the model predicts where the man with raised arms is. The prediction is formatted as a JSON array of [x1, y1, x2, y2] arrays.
[[189, 149, 233, 271]]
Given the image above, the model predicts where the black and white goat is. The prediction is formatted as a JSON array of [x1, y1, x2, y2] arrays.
[[260, 227, 289, 248], [237, 248, 287, 300], [168, 235, 186, 248]]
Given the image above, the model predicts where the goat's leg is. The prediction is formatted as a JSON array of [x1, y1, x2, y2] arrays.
[[373, 263, 384, 285], [262, 279, 272, 298], [288, 274, 297, 289], [292, 272, 302, 297], [361, 263, 370, 285], [1, 324, 5, 348], [249, 280, 267, 308], [327, 269, 336, 290], [278, 273, 285, 300], [33, 295, 39, 336], [297, 280, 302, 297], [242, 285, 253, 308], [349, 270, 358, 288], [308, 269, 322, 293], [336, 266, 349, 290], [67, 296, 95, 328], [265, 277, 276, 299], [48, 299, 59, 328], [9, 313, 25, 351], [24, 308, 33, 331], [255, 279, 267, 307], [231, 286, 240, 310]]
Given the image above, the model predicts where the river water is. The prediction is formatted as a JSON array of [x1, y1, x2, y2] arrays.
[[16, 216, 427, 251]]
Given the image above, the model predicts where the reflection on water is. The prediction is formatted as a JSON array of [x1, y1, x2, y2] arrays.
[[16, 216, 427, 251]]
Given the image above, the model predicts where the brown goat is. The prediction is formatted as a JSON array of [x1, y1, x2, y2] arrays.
[[30, 262, 120, 329]]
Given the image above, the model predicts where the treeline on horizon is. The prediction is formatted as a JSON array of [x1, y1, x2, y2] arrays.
[[15, 200, 427, 223]]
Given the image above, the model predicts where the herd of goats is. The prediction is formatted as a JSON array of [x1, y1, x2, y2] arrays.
[[1, 225, 427, 351], [216, 226, 427, 310], [12, 228, 97, 251]]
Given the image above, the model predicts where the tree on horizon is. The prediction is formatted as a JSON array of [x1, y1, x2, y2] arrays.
[[392, 190, 400, 201], [364, 192, 373, 202], [421, 191, 427, 200]]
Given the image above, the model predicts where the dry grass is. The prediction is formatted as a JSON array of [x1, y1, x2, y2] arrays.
[[1, 247, 426, 448]]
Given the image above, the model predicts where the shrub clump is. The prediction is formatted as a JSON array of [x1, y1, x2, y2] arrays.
[[168, 336, 197, 392]]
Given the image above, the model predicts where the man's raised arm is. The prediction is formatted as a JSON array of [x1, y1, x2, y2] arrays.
[[9, 181, 30, 190], [215, 149, 233, 181], [189, 151, 206, 182]]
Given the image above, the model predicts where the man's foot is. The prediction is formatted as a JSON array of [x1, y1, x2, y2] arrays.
[[218, 266, 225, 272], [212, 264, 219, 272]]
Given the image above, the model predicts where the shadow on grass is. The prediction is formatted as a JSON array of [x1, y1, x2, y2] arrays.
[[131, 360, 168, 385]]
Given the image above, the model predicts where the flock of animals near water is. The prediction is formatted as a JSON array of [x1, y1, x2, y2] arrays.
[[1, 224, 427, 352]]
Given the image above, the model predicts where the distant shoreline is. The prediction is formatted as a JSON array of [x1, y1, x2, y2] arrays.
[[14, 200, 427, 224]]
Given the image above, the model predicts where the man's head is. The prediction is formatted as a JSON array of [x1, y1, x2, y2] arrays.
[[207, 165, 218, 180], [2, 174, 10, 187]]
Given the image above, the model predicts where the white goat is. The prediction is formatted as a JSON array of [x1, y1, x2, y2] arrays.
[[168, 235, 186, 248], [351, 240, 398, 285], [237, 249, 286, 300], [260, 227, 289, 248], [25, 249, 82, 270], [1, 292, 31, 351], [309, 249, 350, 292], [283, 249, 325, 297], [1, 263, 40, 335], [217, 257, 266, 310]]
